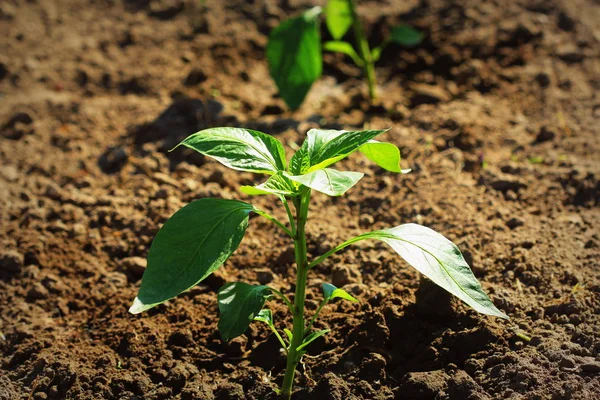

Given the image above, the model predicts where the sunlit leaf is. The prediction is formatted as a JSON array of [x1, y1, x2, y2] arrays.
[[286, 168, 363, 196], [289, 128, 389, 174], [325, 0, 353, 40], [359, 140, 410, 173], [354, 224, 508, 319], [176, 127, 286, 174], [322, 283, 358, 303], [240, 173, 299, 196]]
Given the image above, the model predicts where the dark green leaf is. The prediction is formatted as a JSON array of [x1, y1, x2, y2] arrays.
[[390, 25, 423, 47], [322, 283, 358, 303], [267, 7, 322, 109], [130, 199, 254, 314], [358, 224, 508, 319], [240, 173, 299, 196], [286, 168, 363, 196], [175, 127, 286, 174], [289, 128, 389, 174], [218, 282, 272, 341], [297, 329, 330, 351], [359, 140, 410, 173], [325, 0, 353, 40]]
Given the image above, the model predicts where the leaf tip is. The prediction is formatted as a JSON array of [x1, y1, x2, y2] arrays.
[[128, 297, 152, 315]]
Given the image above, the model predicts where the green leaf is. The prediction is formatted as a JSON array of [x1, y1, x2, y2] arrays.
[[129, 199, 254, 314], [286, 168, 363, 196], [240, 173, 299, 196], [267, 7, 322, 109], [359, 140, 410, 173], [322, 283, 359, 303], [218, 282, 272, 341], [325, 0, 353, 40], [176, 127, 287, 174], [390, 25, 423, 47], [323, 41, 363, 66], [371, 46, 382, 62], [284, 328, 293, 342], [253, 309, 274, 326], [297, 329, 330, 351], [289, 128, 389, 174], [361, 224, 508, 319]]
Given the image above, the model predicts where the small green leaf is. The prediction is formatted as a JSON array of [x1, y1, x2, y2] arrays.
[[284, 328, 293, 342], [218, 282, 272, 341], [359, 224, 508, 319], [267, 7, 322, 109], [129, 199, 254, 314], [359, 140, 409, 173], [286, 168, 363, 196], [297, 329, 330, 351], [325, 0, 353, 40], [254, 309, 274, 326], [176, 127, 287, 174], [371, 46, 382, 62], [289, 128, 390, 174], [240, 173, 299, 196], [322, 283, 359, 303], [323, 41, 363, 66], [390, 25, 423, 47]]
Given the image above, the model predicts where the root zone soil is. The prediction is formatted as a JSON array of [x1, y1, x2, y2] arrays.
[[1, 0, 599, 399]]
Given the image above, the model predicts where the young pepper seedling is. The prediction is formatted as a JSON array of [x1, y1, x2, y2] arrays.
[[267, 0, 423, 109], [129, 127, 508, 399]]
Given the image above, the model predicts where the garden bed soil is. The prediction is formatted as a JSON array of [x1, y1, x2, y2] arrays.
[[1, 0, 599, 399]]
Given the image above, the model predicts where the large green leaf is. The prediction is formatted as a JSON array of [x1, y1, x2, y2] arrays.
[[289, 128, 389, 174], [325, 0, 353, 40], [286, 168, 363, 196], [175, 127, 286, 174], [267, 7, 322, 109], [360, 224, 508, 319], [322, 283, 358, 303], [359, 140, 410, 173], [129, 199, 254, 314], [240, 173, 299, 197], [390, 25, 423, 47], [218, 282, 272, 341]]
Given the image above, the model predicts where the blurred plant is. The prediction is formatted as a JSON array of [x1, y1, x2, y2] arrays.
[[129, 127, 507, 399], [267, 0, 423, 109]]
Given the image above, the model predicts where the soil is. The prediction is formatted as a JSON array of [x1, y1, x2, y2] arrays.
[[1, 0, 599, 399]]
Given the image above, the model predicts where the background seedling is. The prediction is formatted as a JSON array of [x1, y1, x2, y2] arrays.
[[129, 127, 508, 399], [267, 0, 423, 109]]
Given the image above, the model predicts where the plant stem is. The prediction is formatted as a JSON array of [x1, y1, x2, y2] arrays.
[[280, 190, 311, 399], [349, 0, 377, 102]]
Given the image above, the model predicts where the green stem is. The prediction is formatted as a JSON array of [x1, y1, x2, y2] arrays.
[[308, 233, 372, 269], [269, 287, 294, 313], [254, 208, 294, 238], [280, 190, 311, 400], [269, 324, 289, 353], [281, 197, 296, 236], [349, 0, 377, 102], [305, 299, 327, 336]]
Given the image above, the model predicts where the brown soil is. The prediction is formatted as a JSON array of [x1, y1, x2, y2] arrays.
[[1, 0, 599, 399]]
